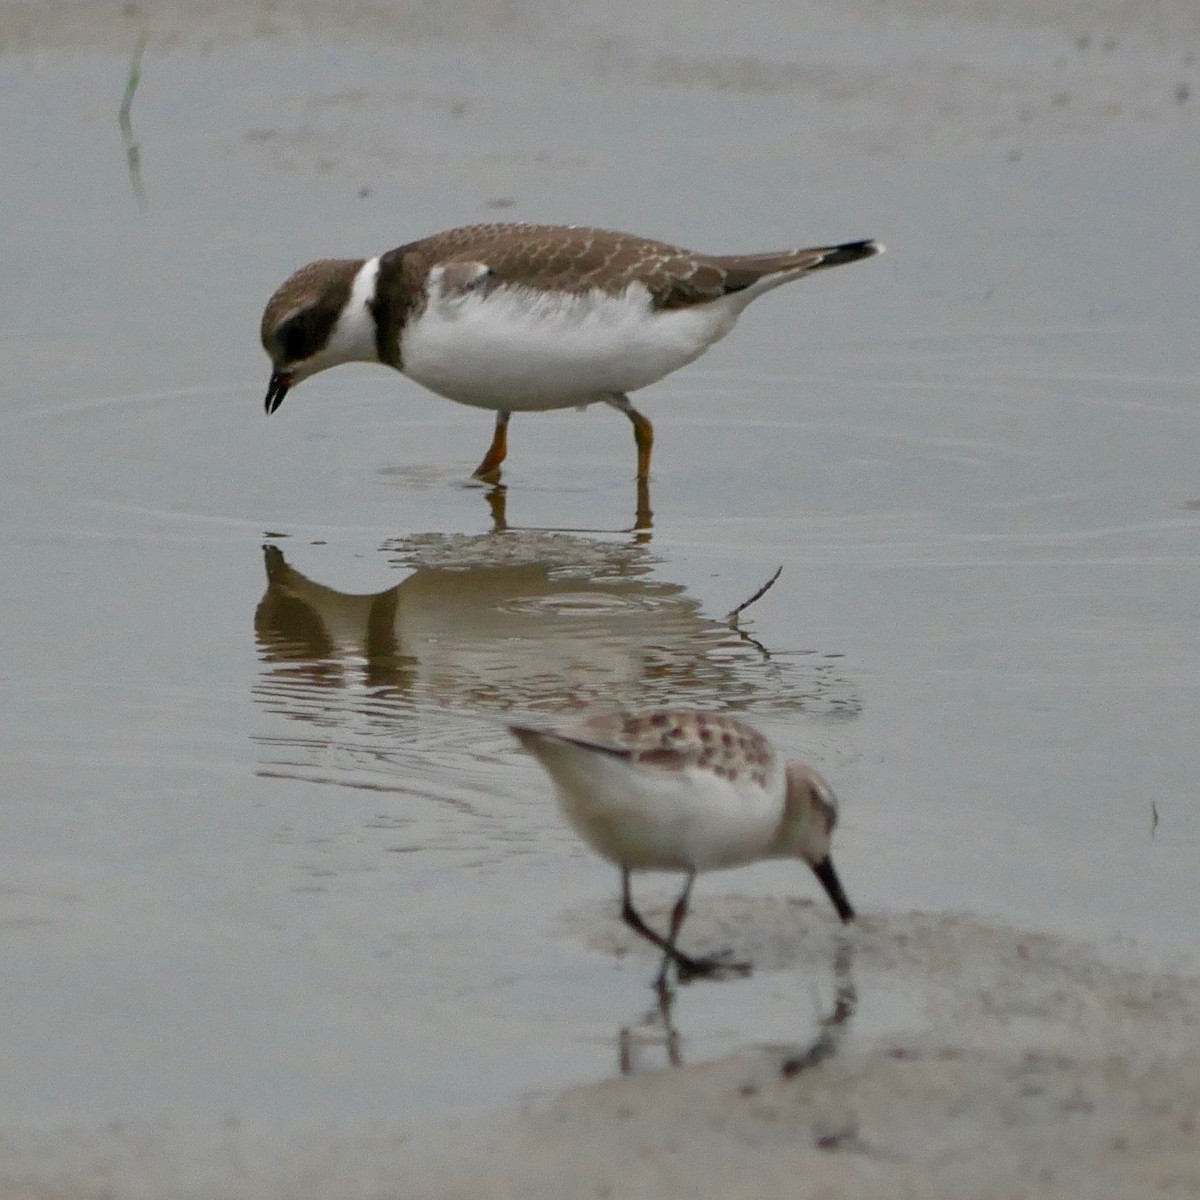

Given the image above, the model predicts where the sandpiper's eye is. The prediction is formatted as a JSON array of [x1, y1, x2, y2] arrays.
[[810, 783, 838, 833]]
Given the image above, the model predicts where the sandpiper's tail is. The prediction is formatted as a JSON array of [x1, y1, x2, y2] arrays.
[[510, 722, 634, 762]]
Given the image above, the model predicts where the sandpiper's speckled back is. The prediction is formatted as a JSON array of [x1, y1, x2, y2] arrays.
[[563, 709, 778, 790]]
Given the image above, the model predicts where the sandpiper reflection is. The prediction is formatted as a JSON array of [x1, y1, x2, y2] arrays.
[[618, 937, 856, 1076], [253, 531, 862, 726]]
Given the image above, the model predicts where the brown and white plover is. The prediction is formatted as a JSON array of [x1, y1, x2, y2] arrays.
[[260, 223, 881, 482]]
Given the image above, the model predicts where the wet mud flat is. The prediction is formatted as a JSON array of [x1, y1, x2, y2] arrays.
[[7, 912, 1198, 1198], [411, 912, 1200, 1200]]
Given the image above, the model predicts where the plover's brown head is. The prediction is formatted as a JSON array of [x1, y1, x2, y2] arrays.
[[260, 256, 378, 414], [777, 761, 855, 922]]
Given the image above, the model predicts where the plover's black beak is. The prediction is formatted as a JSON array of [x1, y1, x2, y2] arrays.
[[811, 856, 855, 923], [264, 371, 291, 415]]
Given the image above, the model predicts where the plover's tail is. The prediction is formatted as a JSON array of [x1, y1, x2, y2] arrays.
[[804, 239, 884, 269], [705, 239, 883, 303], [713, 239, 882, 276]]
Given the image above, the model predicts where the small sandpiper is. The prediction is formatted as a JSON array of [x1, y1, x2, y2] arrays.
[[510, 709, 854, 988], [260, 222, 881, 482]]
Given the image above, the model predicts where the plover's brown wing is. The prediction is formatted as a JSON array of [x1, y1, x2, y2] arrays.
[[407, 223, 702, 303], [404, 223, 879, 311]]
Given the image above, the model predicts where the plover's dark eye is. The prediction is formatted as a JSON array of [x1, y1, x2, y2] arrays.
[[275, 305, 320, 364]]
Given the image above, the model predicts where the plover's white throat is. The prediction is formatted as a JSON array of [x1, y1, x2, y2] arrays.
[[260, 223, 882, 482], [510, 709, 854, 988]]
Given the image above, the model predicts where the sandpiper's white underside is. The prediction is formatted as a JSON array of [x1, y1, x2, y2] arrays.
[[528, 736, 789, 872], [398, 271, 769, 413]]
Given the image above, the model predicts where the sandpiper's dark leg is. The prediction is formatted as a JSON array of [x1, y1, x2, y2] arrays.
[[620, 868, 694, 969], [619, 869, 741, 987], [668, 873, 751, 984], [658, 872, 698, 988], [606, 394, 654, 480], [472, 411, 510, 482], [665, 872, 695, 945]]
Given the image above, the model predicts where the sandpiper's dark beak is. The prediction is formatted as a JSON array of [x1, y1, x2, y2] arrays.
[[264, 371, 292, 415], [811, 856, 855, 922]]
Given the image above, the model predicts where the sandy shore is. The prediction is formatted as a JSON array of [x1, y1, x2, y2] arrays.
[[6, 910, 1195, 1198], [400, 911, 1199, 1200]]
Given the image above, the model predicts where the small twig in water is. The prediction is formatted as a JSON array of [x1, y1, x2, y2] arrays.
[[118, 34, 148, 208], [119, 34, 147, 132], [725, 565, 783, 625]]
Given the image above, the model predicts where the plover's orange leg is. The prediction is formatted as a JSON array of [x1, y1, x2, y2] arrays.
[[472, 411, 510, 482], [607, 394, 654, 480], [634, 477, 653, 534]]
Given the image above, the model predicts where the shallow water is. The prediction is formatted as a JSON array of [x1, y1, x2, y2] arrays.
[[1, 0, 1198, 1176]]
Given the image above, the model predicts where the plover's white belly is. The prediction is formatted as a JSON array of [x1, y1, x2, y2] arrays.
[[399, 282, 739, 412]]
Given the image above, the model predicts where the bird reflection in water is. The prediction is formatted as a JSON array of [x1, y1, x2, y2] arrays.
[[618, 937, 856, 1077], [253, 531, 862, 727], [481, 476, 652, 538]]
